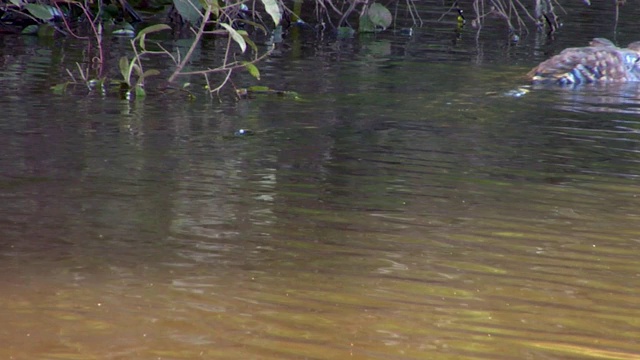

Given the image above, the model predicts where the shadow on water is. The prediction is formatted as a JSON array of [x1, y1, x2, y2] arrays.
[[2, 2, 640, 359]]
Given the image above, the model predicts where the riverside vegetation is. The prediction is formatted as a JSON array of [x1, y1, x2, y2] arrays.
[[0, 0, 629, 99]]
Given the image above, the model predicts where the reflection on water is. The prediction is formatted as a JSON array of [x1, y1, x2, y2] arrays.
[[3, 76, 640, 359], [3, 7, 640, 360]]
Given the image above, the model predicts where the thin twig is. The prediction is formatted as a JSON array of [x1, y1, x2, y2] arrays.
[[168, 5, 213, 82], [406, 0, 423, 26], [174, 47, 273, 76], [208, 69, 233, 95], [437, 1, 458, 21], [53, 0, 88, 40]]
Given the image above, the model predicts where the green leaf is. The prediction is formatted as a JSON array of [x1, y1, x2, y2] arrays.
[[219, 23, 246, 53], [260, 0, 281, 26], [9, 0, 23, 6], [24, 3, 55, 21], [113, 23, 136, 37], [134, 84, 146, 97], [248, 85, 270, 92], [21, 24, 39, 35], [140, 69, 160, 81], [242, 62, 260, 79], [36, 23, 56, 37], [238, 19, 267, 35], [135, 23, 171, 49], [136, 23, 171, 38], [358, 12, 375, 33], [119, 56, 131, 85], [337, 26, 355, 39], [172, 0, 203, 24], [367, 3, 392, 30], [132, 63, 143, 77], [243, 35, 258, 53], [51, 82, 69, 94], [135, 24, 171, 41], [94, 78, 107, 91], [202, 0, 220, 19], [235, 29, 257, 52]]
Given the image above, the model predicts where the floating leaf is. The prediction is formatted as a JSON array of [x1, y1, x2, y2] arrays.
[[248, 85, 270, 92], [260, 0, 281, 26], [219, 23, 246, 53], [242, 86, 301, 99], [366, 3, 392, 30], [172, 0, 203, 24], [242, 61, 260, 79], [51, 82, 69, 94]]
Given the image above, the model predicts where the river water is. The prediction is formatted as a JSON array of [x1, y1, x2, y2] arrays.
[[1, 2, 640, 359]]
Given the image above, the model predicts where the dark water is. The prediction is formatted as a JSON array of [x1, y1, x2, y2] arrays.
[[2, 2, 640, 359]]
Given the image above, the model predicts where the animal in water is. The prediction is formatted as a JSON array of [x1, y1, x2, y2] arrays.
[[528, 38, 640, 85]]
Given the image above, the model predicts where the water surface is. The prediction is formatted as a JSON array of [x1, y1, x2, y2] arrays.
[[2, 3, 640, 359]]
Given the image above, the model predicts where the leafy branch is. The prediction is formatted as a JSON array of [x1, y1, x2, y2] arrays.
[[162, 0, 281, 98], [118, 24, 171, 98]]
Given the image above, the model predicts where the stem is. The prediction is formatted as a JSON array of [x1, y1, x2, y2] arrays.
[[208, 69, 233, 96], [168, 5, 213, 83], [174, 48, 272, 76]]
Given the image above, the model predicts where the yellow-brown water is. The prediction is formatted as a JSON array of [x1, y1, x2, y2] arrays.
[[2, 86, 640, 359], [3, 10, 640, 359]]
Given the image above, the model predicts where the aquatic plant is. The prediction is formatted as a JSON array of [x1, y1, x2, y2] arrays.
[[118, 24, 170, 98], [163, 0, 277, 97], [3, 0, 633, 100]]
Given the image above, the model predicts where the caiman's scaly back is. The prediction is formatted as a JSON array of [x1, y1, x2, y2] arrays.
[[528, 38, 640, 85]]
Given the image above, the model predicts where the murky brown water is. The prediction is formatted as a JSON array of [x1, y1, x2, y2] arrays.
[[2, 2, 640, 359]]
